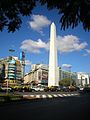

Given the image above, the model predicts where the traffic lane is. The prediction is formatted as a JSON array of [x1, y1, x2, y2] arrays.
[[0, 94, 90, 120]]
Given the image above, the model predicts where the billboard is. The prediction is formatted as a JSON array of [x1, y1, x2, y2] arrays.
[[42, 71, 48, 80]]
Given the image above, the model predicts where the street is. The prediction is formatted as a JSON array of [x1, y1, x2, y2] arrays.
[[0, 93, 90, 120]]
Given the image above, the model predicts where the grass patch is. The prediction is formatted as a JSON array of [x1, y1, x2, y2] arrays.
[[0, 93, 23, 104]]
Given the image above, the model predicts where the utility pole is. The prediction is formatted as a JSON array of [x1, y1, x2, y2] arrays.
[[20, 51, 25, 83]]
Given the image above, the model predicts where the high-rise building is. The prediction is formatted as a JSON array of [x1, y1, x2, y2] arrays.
[[24, 64, 48, 85], [48, 22, 59, 87], [24, 64, 78, 86], [0, 56, 23, 85], [77, 72, 90, 86]]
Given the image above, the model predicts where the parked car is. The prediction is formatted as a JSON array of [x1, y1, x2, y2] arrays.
[[44, 86, 50, 92], [21, 86, 32, 92], [59, 86, 69, 92], [31, 86, 45, 92], [83, 87, 90, 93], [79, 87, 84, 91], [44, 86, 61, 92], [68, 86, 77, 92]]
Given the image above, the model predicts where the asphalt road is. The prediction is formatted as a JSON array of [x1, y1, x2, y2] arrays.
[[0, 94, 90, 120]]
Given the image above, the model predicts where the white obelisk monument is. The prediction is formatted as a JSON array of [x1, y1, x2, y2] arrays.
[[48, 22, 59, 87]]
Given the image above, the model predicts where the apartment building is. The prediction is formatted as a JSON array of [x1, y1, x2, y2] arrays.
[[24, 64, 48, 85], [24, 64, 77, 86], [77, 72, 90, 86], [0, 56, 23, 85]]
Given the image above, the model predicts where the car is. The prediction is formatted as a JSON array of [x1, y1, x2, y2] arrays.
[[31, 86, 44, 92], [59, 86, 69, 92], [44, 86, 50, 92], [68, 86, 77, 92], [50, 86, 62, 92], [44, 86, 61, 92], [79, 87, 84, 91], [83, 87, 90, 93]]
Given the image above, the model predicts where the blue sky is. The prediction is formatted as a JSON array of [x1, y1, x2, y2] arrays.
[[0, 4, 90, 74]]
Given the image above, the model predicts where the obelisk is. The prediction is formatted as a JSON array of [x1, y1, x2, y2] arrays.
[[48, 22, 59, 87]]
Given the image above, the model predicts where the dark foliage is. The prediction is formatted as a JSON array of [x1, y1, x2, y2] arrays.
[[0, 0, 36, 32], [40, 0, 90, 31], [0, 0, 90, 32]]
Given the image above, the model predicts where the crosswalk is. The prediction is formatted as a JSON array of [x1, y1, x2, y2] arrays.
[[23, 93, 78, 99]]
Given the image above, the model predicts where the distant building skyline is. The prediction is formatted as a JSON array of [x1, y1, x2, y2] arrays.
[[24, 63, 90, 86]]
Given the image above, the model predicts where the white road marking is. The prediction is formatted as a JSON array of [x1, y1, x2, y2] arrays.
[[53, 94, 58, 97], [57, 94, 63, 97], [42, 95, 47, 98], [36, 95, 41, 98], [23, 95, 29, 97], [23, 93, 79, 99], [48, 94, 53, 98], [30, 95, 35, 97], [63, 94, 67, 96], [67, 94, 71, 96]]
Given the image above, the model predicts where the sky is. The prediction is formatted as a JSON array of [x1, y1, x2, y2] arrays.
[[0, 4, 90, 74]]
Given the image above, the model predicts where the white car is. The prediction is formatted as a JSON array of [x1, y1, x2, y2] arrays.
[[31, 86, 44, 92], [79, 87, 84, 91]]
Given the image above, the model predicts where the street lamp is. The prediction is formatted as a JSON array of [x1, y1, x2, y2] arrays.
[[6, 79, 9, 94], [80, 74, 83, 86], [20, 51, 26, 83]]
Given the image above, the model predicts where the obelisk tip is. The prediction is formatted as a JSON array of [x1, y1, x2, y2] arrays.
[[52, 22, 55, 25]]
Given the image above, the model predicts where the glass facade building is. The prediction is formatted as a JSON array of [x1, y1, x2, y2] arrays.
[[0, 56, 23, 84]]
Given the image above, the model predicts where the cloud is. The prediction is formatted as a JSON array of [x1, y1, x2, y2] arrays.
[[20, 39, 49, 53], [57, 35, 87, 53], [83, 49, 90, 56], [20, 35, 87, 54], [85, 49, 90, 54], [62, 64, 72, 68], [29, 14, 51, 34], [25, 60, 32, 66]]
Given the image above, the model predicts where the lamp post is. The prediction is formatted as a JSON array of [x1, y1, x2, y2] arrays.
[[80, 74, 83, 86], [20, 51, 25, 83], [6, 78, 9, 94]]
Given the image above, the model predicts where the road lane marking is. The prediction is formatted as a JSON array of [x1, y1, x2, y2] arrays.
[[57, 94, 63, 97], [23, 95, 29, 97], [53, 94, 58, 97], [47, 94, 53, 98], [63, 94, 67, 96], [36, 95, 41, 98], [30, 95, 35, 97], [42, 95, 47, 98], [23, 93, 79, 99], [67, 94, 71, 96]]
